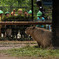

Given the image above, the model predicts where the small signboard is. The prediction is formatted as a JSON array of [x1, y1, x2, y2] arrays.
[[42, 0, 52, 6]]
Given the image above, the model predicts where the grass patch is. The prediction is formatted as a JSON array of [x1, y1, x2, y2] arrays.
[[0, 46, 59, 57]]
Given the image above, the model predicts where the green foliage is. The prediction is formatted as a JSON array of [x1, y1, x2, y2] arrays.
[[2, 15, 33, 21], [0, 0, 32, 12], [0, 0, 52, 20]]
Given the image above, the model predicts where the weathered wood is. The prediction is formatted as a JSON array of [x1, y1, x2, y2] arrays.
[[0, 21, 52, 25], [0, 21, 51, 37]]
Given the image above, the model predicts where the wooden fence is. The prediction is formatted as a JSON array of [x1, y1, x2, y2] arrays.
[[0, 21, 52, 37], [0, 21, 52, 25]]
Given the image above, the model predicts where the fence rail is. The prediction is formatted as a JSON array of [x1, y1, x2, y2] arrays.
[[0, 21, 52, 25], [0, 21, 52, 40]]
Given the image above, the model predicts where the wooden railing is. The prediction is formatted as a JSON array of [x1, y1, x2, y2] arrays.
[[0, 21, 52, 37], [0, 21, 52, 25]]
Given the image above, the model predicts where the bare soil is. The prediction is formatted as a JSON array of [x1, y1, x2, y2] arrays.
[[0, 56, 59, 59], [0, 41, 37, 50], [0, 41, 59, 59]]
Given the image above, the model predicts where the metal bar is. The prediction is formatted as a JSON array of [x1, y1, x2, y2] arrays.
[[32, 0, 33, 20]]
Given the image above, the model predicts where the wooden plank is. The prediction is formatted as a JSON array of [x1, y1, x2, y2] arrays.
[[0, 21, 52, 25]]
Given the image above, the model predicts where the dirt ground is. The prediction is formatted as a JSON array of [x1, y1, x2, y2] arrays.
[[0, 41, 37, 59], [0, 41, 59, 59], [0, 41, 37, 50], [0, 57, 41, 59], [0, 56, 59, 59]]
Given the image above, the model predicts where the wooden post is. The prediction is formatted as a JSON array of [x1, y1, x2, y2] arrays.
[[52, 0, 59, 47]]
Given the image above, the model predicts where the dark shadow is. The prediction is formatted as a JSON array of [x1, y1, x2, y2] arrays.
[[34, 45, 40, 48]]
